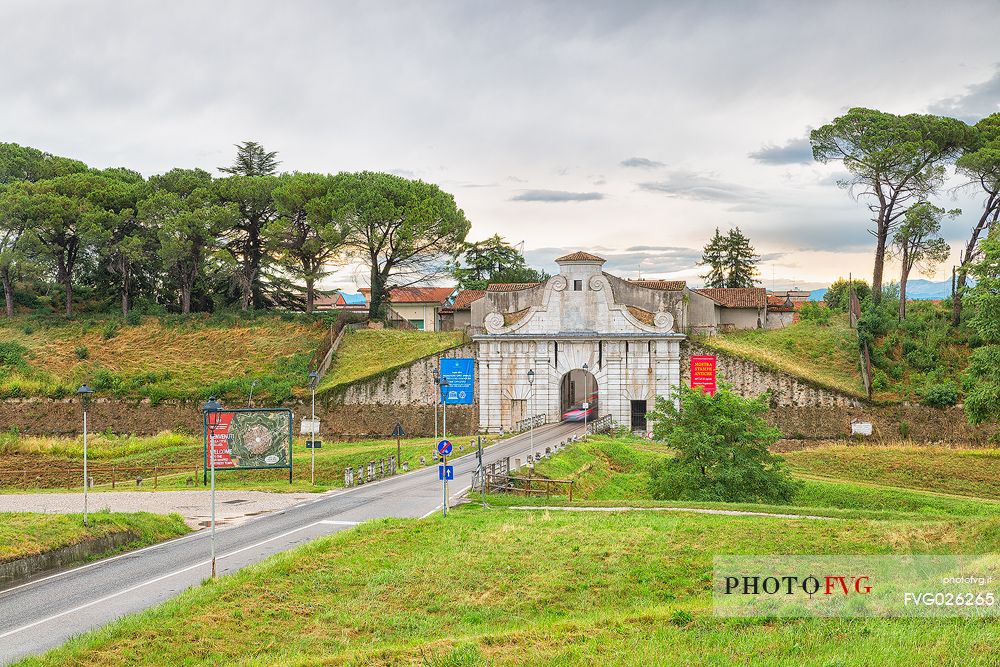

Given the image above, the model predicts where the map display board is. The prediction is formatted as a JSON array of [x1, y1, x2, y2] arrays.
[[204, 409, 293, 478]]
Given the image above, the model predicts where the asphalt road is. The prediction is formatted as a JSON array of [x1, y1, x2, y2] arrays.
[[0, 421, 582, 665]]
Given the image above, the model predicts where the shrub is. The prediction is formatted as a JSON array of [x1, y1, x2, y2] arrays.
[[646, 384, 800, 504], [74, 345, 89, 360], [0, 341, 29, 368], [798, 301, 831, 325], [102, 320, 120, 340], [923, 382, 959, 408], [125, 311, 142, 326]]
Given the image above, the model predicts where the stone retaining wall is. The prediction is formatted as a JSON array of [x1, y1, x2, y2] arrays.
[[0, 531, 138, 590]]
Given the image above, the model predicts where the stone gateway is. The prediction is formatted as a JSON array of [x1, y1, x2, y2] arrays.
[[471, 252, 685, 433]]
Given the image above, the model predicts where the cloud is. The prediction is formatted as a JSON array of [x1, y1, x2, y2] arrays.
[[510, 189, 605, 203], [637, 170, 766, 209], [928, 65, 1000, 122], [749, 137, 813, 165], [620, 157, 664, 169]]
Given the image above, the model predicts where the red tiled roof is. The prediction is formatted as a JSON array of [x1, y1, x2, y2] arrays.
[[767, 294, 795, 312], [487, 282, 542, 292], [695, 287, 767, 309], [555, 251, 606, 262], [628, 279, 687, 291], [359, 286, 454, 304], [452, 289, 486, 310]]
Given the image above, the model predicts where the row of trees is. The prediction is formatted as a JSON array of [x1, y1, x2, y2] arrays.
[[811, 110, 1000, 323], [0, 141, 471, 318], [698, 227, 760, 288]]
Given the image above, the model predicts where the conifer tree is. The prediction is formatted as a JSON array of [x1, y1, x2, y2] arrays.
[[723, 227, 760, 288], [699, 227, 726, 288]]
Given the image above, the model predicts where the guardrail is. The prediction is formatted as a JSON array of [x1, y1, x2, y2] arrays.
[[514, 413, 546, 433], [586, 413, 614, 435], [484, 473, 574, 500]]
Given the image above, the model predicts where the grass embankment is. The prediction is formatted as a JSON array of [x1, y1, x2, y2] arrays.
[[0, 431, 487, 493], [527, 435, 1000, 518], [0, 313, 326, 402], [23, 508, 1000, 666], [318, 328, 466, 395], [0, 511, 188, 563], [696, 315, 866, 399]]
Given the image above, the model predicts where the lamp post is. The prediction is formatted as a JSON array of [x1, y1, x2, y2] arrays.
[[527, 369, 535, 465], [582, 362, 589, 433], [439, 374, 450, 517], [308, 370, 319, 486], [76, 384, 93, 527], [203, 396, 223, 578]]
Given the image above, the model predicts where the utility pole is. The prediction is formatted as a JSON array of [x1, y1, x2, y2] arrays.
[[308, 370, 319, 486], [203, 397, 223, 578], [76, 385, 93, 527], [527, 369, 535, 466]]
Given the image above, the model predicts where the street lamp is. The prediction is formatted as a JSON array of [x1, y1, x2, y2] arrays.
[[582, 362, 589, 433], [76, 384, 93, 527], [527, 369, 535, 465], [440, 376, 450, 441], [203, 396, 223, 578], [308, 370, 319, 486]]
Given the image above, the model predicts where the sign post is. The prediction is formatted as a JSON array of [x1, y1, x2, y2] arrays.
[[392, 422, 405, 474], [437, 438, 453, 517], [690, 355, 717, 395]]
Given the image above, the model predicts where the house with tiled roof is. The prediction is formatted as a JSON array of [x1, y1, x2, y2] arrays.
[[313, 291, 367, 312], [439, 288, 486, 331], [359, 286, 455, 331]]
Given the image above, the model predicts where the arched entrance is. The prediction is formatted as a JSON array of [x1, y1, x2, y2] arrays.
[[560, 368, 598, 421]]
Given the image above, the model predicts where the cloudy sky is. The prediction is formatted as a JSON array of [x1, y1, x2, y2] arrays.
[[3, 0, 999, 291]]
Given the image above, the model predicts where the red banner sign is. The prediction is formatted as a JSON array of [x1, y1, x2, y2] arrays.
[[207, 412, 236, 469], [690, 355, 717, 395]]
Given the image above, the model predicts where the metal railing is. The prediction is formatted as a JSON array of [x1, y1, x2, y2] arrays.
[[586, 413, 615, 435], [484, 472, 574, 500], [514, 413, 546, 433], [0, 465, 202, 490]]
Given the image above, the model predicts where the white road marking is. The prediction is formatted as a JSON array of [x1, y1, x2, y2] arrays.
[[0, 517, 355, 640], [318, 520, 359, 525]]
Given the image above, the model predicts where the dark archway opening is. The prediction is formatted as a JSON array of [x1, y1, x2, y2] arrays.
[[560, 369, 598, 421]]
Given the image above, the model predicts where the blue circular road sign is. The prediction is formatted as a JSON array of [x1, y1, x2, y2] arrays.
[[437, 439, 453, 456]]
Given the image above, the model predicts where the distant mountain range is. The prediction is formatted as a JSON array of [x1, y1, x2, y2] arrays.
[[808, 278, 956, 302]]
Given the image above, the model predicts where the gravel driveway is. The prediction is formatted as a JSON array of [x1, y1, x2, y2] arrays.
[[0, 490, 318, 529]]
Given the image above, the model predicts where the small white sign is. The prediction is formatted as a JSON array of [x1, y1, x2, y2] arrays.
[[851, 421, 873, 436], [582, 402, 589, 409], [300, 418, 320, 435], [264, 454, 280, 465]]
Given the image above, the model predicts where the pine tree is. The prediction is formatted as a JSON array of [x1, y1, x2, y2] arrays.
[[699, 228, 727, 288], [723, 227, 760, 288]]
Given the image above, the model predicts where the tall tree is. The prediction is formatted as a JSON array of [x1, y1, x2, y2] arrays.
[[723, 227, 759, 288], [953, 113, 1000, 325], [963, 227, 1000, 426], [891, 202, 955, 320], [811, 108, 973, 301], [219, 141, 280, 177], [270, 173, 347, 312], [336, 172, 470, 319], [141, 168, 232, 313], [699, 227, 726, 288], [215, 174, 281, 310], [454, 234, 547, 289]]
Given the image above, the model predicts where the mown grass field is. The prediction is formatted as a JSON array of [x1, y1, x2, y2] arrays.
[[696, 315, 867, 399], [318, 328, 466, 395], [20, 508, 1000, 666], [0, 314, 327, 402], [0, 511, 188, 563], [0, 431, 489, 493]]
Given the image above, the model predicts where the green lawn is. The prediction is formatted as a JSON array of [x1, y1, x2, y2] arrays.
[[0, 314, 326, 402], [696, 315, 867, 399], [0, 511, 188, 563], [318, 328, 466, 395], [0, 431, 489, 493], [20, 508, 1000, 666]]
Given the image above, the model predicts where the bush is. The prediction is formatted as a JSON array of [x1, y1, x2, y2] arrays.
[[125, 311, 142, 326], [824, 278, 871, 312], [646, 384, 800, 504], [0, 341, 29, 368], [102, 320, 120, 340], [74, 345, 89, 360], [923, 382, 959, 408], [798, 301, 831, 325]]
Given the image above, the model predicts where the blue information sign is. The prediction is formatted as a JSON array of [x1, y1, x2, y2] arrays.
[[437, 439, 453, 456], [440, 358, 474, 405], [439, 465, 454, 480]]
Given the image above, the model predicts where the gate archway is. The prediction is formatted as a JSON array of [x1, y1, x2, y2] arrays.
[[560, 368, 598, 419]]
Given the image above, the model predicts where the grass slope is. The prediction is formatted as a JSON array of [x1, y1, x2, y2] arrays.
[[0, 314, 325, 402], [696, 315, 866, 399], [21, 508, 1000, 666], [0, 431, 488, 493], [318, 328, 466, 395], [0, 511, 188, 563]]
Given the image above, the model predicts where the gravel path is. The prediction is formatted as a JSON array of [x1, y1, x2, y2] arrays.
[[0, 490, 317, 529], [508, 505, 836, 520]]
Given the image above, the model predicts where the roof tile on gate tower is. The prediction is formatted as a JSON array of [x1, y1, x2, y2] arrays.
[[555, 251, 606, 262], [486, 282, 542, 292], [694, 287, 767, 309], [627, 279, 687, 291]]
